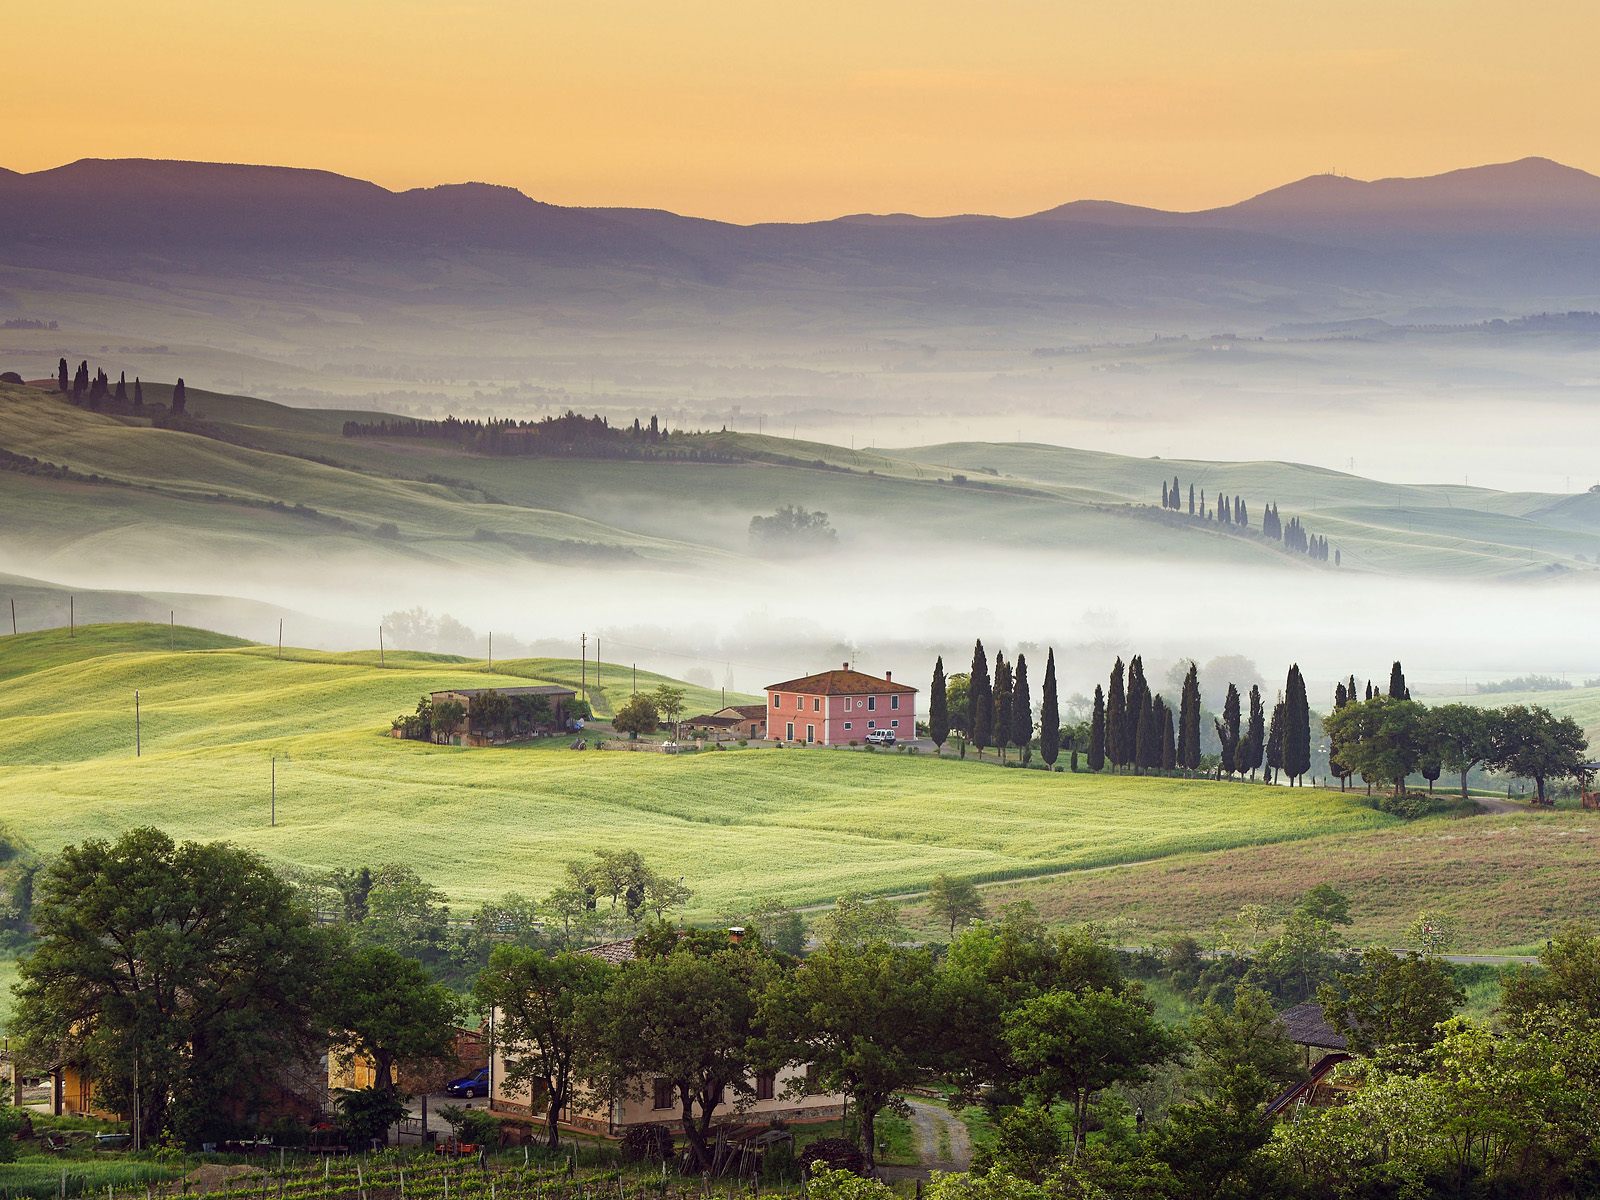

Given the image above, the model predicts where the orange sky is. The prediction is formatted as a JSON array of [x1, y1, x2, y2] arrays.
[[6, 0, 1597, 223]]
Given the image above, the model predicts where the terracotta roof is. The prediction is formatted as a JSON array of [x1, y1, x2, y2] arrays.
[[765, 667, 916, 696], [686, 714, 739, 727], [1279, 1002, 1349, 1051], [431, 685, 575, 700], [578, 938, 638, 965], [721, 705, 768, 720]]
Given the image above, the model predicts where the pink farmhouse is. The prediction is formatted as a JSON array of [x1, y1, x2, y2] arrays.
[[764, 663, 917, 745]]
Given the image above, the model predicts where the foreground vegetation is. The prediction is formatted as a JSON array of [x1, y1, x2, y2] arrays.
[[8, 825, 1599, 1199]]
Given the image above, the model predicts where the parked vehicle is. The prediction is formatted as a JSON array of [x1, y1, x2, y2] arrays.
[[444, 1067, 490, 1098], [661, 741, 680, 754], [865, 729, 897, 746]]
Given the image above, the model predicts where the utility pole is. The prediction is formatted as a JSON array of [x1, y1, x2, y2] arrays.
[[9, 598, 14, 636], [596, 637, 600, 693], [632, 663, 637, 695], [278, 618, 283, 659], [581, 633, 587, 695], [69, 595, 74, 638], [488, 632, 492, 668], [378, 626, 385, 668], [135, 690, 141, 758]]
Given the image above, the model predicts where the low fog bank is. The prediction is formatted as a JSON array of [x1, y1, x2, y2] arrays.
[[13, 544, 1600, 708]]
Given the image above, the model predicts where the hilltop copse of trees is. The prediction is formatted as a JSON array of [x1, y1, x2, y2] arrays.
[[342, 410, 741, 461], [1159, 474, 1336, 564]]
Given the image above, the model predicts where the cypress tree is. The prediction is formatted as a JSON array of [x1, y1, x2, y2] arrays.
[[1328, 680, 1351, 790], [1011, 653, 1032, 764], [57, 358, 68, 392], [1106, 658, 1127, 771], [1160, 701, 1177, 772], [1171, 475, 1180, 509], [1039, 649, 1060, 767], [171, 378, 187, 415], [1136, 695, 1161, 773], [1125, 655, 1149, 768], [1178, 662, 1201, 773], [1283, 665, 1312, 785], [133, 378, 143, 408], [992, 654, 1013, 763], [72, 360, 88, 401], [1265, 698, 1285, 783], [1239, 685, 1265, 780], [1389, 660, 1407, 700], [114, 371, 127, 402], [969, 640, 992, 758], [929, 656, 949, 751], [1214, 683, 1241, 778], [1161, 481, 1169, 508], [1188, 483, 1195, 515], [1089, 685, 1106, 772]]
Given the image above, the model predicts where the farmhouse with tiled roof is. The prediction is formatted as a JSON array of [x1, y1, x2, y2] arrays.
[[764, 663, 916, 746]]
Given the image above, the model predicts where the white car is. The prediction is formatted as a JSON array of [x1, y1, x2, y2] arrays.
[[660, 741, 680, 754], [865, 729, 897, 747]]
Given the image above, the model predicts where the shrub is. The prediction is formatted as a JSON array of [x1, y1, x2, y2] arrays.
[[761, 1137, 800, 1182], [620, 1122, 675, 1164], [0, 1106, 28, 1163], [805, 1166, 891, 1200], [800, 1137, 866, 1177]]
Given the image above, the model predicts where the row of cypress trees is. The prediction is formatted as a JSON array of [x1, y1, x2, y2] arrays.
[[56, 356, 185, 414], [1159, 475, 1338, 565], [928, 644, 1317, 784], [927, 642, 1069, 768]]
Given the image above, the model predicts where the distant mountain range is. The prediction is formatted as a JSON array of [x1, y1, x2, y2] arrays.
[[2, 155, 1598, 390]]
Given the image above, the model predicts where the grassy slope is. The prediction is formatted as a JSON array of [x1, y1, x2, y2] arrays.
[[0, 625, 1394, 915], [6, 381, 1596, 578], [949, 808, 1600, 953], [897, 442, 1600, 576]]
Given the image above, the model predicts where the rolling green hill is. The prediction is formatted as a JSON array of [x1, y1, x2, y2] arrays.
[[0, 623, 1396, 917], [4, 380, 1598, 579]]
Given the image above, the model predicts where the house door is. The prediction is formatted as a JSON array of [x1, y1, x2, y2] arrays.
[[785, 722, 794, 741], [806, 724, 815, 743]]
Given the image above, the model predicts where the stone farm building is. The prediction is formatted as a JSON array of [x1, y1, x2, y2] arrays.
[[489, 937, 844, 1134], [764, 664, 916, 745], [429, 685, 577, 746], [683, 704, 769, 741]]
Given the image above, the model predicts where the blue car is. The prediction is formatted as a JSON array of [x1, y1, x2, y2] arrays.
[[444, 1067, 489, 1098]]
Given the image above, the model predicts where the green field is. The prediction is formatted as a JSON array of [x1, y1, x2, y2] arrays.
[[0, 624, 1399, 919], [949, 806, 1600, 954]]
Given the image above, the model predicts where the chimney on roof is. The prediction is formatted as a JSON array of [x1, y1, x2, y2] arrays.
[[885, 671, 892, 682], [727, 926, 745, 945], [842, 661, 849, 670]]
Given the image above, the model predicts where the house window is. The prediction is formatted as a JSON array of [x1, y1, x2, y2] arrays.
[[843, 722, 852, 730], [805, 1063, 821, 1090], [785, 723, 795, 741], [891, 695, 900, 710], [867, 720, 875, 728], [771, 695, 780, 709], [652, 1078, 674, 1110], [755, 1071, 776, 1101], [867, 696, 876, 711], [891, 720, 899, 728], [806, 725, 815, 743], [813, 697, 821, 712]]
